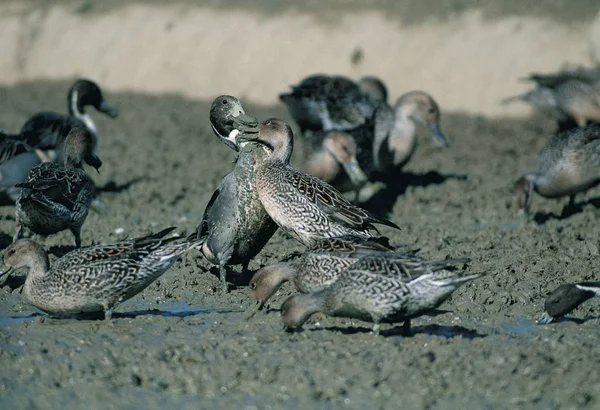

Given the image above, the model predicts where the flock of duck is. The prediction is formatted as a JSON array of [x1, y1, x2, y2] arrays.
[[1, 68, 600, 334]]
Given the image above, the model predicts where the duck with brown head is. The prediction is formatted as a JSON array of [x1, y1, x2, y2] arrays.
[[14, 127, 101, 247], [0, 228, 199, 319], [236, 118, 400, 246]]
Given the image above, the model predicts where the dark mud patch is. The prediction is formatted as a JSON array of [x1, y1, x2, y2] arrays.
[[1, 80, 599, 409]]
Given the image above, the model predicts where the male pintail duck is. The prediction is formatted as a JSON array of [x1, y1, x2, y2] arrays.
[[248, 236, 399, 315], [538, 282, 600, 324], [279, 74, 384, 133], [0, 228, 198, 319], [236, 118, 400, 247], [14, 127, 102, 247], [19, 79, 118, 163], [503, 67, 600, 129], [281, 254, 478, 335], [209, 95, 259, 151], [515, 123, 600, 217], [188, 96, 277, 293]]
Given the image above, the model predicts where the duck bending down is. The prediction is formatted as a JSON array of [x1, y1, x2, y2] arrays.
[[14, 127, 102, 247], [188, 96, 277, 293], [538, 282, 600, 324], [19, 79, 118, 163], [515, 123, 600, 217], [209, 95, 259, 151], [0, 228, 199, 319], [236, 118, 400, 247], [281, 254, 479, 335]]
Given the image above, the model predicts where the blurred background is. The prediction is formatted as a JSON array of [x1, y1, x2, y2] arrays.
[[1, 0, 599, 118]]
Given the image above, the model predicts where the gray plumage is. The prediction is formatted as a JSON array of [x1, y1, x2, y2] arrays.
[[249, 236, 400, 309], [515, 123, 600, 216], [281, 254, 480, 335], [237, 118, 400, 247], [189, 96, 277, 293], [14, 127, 102, 247], [0, 227, 196, 319]]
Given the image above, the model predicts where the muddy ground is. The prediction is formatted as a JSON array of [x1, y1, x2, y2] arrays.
[[0, 80, 599, 409]]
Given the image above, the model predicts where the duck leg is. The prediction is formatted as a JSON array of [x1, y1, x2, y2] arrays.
[[402, 318, 411, 335], [219, 265, 229, 294], [71, 226, 82, 248], [372, 320, 381, 336]]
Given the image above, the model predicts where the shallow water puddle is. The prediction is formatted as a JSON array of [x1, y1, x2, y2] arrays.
[[0, 301, 236, 326]]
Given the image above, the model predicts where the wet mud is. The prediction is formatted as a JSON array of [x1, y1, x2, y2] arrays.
[[1, 81, 599, 409]]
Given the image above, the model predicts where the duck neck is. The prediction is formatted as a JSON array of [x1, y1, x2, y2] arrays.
[[23, 251, 51, 297], [69, 88, 98, 136]]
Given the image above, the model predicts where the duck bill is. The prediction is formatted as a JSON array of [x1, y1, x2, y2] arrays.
[[430, 123, 448, 147], [84, 153, 103, 172], [537, 311, 555, 325], [341, 157, 368, 186], [98, 100, 119, 118], [0, 266, 13, 284]]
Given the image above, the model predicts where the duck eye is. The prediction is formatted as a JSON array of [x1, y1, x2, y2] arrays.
[[222, 100, 228, 105], [8, 249, 16, 256], [250, 282, 256, 290], [428, 108, 435, 114]]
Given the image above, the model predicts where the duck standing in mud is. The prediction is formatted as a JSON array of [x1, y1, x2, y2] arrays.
[[188, 96, 278, 293], [515, 122, 600, 218], [281, 253, 480, 335], [1, 228, 200, 319], [14, 127, 102, 247]]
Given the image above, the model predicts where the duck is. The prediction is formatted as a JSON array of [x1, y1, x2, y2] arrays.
[[357, 76, 388, 103], [302, 130, 368, 192], [279, 74, 385, 133], [236, 118, 400, 247], [188, 96, 278, 293], [209, 95, 259, 151], [14, 127, 102, 247], [281, 254, 479, 335], [0, 227, 198, 319], [514, 123, 600, 217], [18, 79, 118, 163], [538, 282, 600, 324], [502, 67, 600, 130], [248, 236, 400, 314]]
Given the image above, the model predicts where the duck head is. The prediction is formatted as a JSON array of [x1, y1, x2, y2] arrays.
[[209, 95, 259, 151], [323, 131, 368, 186], [64, 127, 103, 172], [69, 79, 119, 118], [395, 91, 448, 146], [236, 118, 294, 164]]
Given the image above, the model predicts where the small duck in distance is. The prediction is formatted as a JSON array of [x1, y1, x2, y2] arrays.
[[538, 282, 600, 324], [19, 79, 118, 163], [1, 228, 199, 319], [236, 118, 400, 247], [502, 66, 600, 129], [515, 123, 600, 217]]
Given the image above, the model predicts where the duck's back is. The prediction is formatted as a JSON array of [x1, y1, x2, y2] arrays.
[[20, 112, 87, 151]]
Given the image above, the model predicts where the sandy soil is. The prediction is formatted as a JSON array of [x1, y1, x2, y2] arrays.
[[1, 79, 599, 409], [1, 1, 600, 409]]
